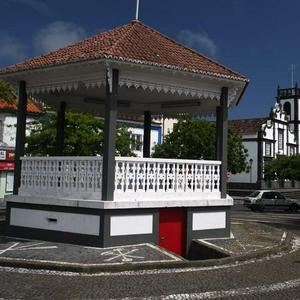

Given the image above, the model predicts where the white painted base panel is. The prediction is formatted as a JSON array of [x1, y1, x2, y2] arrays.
[[192, 211, 226, 231], [10, 208, 100, 236], [110, 215, 153, 236]]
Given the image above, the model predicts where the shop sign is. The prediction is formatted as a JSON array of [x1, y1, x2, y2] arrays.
[[0, 150, 6, 160], [0, 162, 14, 171], [6, 151, 15, 161]]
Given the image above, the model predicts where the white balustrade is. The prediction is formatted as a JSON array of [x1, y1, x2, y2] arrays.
[[114, 157, 221, 201], [19, 156, 221, 201], [19, 156, 103, 200]]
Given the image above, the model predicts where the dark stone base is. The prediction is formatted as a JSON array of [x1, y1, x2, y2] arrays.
[[6, 201, 232, 257]]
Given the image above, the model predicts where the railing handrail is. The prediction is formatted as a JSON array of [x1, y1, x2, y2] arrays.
[[19, 156, 221, 200], [21, 156, 103, 161], [116, 156, 221, 165], [21, 156, 221, 165]]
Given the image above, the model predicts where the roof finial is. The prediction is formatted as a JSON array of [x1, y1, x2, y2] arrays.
[[135, 0, 140, 20]]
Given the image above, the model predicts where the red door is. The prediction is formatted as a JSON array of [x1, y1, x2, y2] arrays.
[[159, 208, 186, 256]]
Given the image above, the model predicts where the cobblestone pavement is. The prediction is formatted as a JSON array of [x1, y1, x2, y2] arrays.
[[202, 222, 285, 256], [0, 236, 299, 299], [0, 207, 299, 299], [0, 239, 181, 265], [0, 218, 286, 267]]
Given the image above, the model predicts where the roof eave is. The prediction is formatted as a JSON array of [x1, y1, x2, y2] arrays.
[[0, 55, 248, 84], [236, 80, 249, 106]]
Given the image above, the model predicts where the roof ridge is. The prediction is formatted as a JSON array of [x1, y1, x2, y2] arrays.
[[105, 22, 137, 56], [134, 21, 246, 80]]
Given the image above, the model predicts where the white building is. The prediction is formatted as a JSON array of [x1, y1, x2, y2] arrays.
[[229, 86, 299, 189], [0, 99, 42, 199], [119, 118, 162, 157]]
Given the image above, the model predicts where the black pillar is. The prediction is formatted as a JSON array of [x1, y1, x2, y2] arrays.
[[143, 111, 151, 158], [216, 106, 222, 160], [219, 87, 228, 199], [13, 81, 27, 195], [56, 101, 66, 156], [102, 69, 119, 201]]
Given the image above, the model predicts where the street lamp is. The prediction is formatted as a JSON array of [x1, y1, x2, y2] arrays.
[[249, 158, 253, 184]]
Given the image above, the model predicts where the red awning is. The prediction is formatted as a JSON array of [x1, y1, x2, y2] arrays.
[[0, 162, 14, 171]]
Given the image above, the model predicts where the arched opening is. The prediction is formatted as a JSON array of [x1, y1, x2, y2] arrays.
[[283, 102, 291, 117]]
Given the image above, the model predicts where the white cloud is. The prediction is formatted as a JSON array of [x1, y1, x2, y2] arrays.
[[178, 30, 217, 58], [0, 32, 27, 65], [9, 0, 52, 16], [34, 21, 87, 54]]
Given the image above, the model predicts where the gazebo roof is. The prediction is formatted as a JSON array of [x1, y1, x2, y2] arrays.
[[0, 20, 246, 82]]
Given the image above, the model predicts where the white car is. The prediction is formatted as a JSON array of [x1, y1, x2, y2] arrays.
[[244, 190, 299, 212]]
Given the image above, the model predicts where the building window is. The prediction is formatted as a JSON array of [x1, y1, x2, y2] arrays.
[[278, 129, 284, 150], [265, 142, 271, 156], [290, 146, 295, 156], [131, 134, 143, 151], [283, 102, 291, 119], [5, 172, 14, 192]]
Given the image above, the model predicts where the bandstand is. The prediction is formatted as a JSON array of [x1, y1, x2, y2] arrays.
[[0, 21, 248, 256]]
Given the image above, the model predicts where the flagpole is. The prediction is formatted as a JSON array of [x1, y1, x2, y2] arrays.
[[135, 0, 140, 20]]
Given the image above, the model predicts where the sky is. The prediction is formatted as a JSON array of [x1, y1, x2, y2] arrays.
[[1, 0, 299, 120]]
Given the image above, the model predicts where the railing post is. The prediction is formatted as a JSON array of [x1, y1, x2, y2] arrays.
[[13, 81, 27, 195], [102, 69, 119, 201]]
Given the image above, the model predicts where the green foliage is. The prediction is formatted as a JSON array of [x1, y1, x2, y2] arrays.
[[26, 112, 135, 157], [0, 81, 15, 103], [153, 118, 248, 174], [264, 155, 300, 181]]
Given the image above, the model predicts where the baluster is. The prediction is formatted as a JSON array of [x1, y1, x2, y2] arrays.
[[209, 164, 213, 191], [157, 162, 165, 192], [136, 161, 146, 192]]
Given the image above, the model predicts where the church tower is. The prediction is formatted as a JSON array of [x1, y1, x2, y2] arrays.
[[277, 85, 300, 153]]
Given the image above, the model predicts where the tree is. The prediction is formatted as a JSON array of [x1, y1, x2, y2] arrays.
[[264, 155, 300, 181], [26, 112, 136, 157], [153, 118, 248, 174], [0, 80, 15, 103]]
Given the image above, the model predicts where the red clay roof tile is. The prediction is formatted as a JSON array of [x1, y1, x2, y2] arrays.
[[0, 98, 43, 114], [0, 21, 247, 82], [229, 118, 268, 135]]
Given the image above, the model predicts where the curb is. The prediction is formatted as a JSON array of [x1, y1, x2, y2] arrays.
[[0, 232, 294, 274]]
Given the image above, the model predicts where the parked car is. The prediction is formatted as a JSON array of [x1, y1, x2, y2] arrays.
[[244, 190, 300, 212]]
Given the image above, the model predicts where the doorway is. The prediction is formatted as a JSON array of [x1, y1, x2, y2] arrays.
[[158, 208, 186, 256]]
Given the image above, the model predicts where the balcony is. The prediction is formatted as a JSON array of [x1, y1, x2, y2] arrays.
[[19, 156, 221, 201], [278, 87, 300, 99]]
